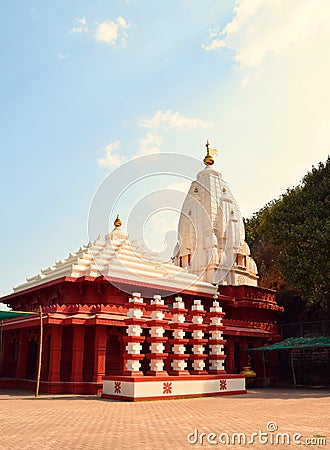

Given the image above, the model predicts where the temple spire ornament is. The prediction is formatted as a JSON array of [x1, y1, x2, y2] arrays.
[[114, 214, 122, 228], [203, 140, 218, 166]]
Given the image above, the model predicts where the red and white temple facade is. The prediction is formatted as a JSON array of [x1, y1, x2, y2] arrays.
[[102, 293, 246, 401], [0, 148, 283, 399]]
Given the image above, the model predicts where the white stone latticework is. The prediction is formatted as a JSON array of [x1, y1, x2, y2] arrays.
[[123, 292, 146, 376], [190, 300, 208, 374], [208, 300, 226, 373], [146, 294, 169, 376], [169, 297, 189, 375]]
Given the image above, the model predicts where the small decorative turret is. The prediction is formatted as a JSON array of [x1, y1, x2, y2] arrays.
[[203, 140, 218, 166], [114, 214, 122, 228], [105, 213, 126, 243]]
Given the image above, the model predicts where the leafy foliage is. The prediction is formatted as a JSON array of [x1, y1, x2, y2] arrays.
[[245, 157, 330, 319]]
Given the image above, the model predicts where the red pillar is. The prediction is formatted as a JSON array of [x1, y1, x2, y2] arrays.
[[16, 330, 28, 379], [240, 338, 249, 368], [48, 326, 62, 383], [226, 339, 235, 374], [1, 333, 8, 377], [93, 326, 107, 384], [41, 333, 50, 381], [71, 326, 84, 383]]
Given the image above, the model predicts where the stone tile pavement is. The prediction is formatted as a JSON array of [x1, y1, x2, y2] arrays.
[[0, 388, 329, 450]]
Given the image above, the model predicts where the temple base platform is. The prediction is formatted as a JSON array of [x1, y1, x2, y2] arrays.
[[102, 374, 246, 401]]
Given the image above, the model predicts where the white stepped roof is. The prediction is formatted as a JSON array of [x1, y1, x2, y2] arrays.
[[13, 226, 216, 296]]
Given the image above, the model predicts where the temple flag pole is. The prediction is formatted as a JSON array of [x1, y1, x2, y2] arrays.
[[35, 305, 43, 397]]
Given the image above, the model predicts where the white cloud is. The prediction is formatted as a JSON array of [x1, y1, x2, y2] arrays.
[[0, 302, 10, 311], [71, 17, 89, 34], [94, 17, 129, 47], [206, 0, 330, 68], [206, 0, 330, 217], [202, 27, 226, 51], [97, 141, 126, 168], [30, 8, 38, 18], [140, 109, 212, 130], [96, 108, 212, 169], [315, 119, 330, 158], [135, 133, 163, 157], [97, 134, 163, 169], [57, 52, 69, 60]]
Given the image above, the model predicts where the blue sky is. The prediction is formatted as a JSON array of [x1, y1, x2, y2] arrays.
[[1, 0, 329, 299]]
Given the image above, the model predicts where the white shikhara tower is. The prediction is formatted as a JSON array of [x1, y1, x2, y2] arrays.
[[174, 142, 258, 286]]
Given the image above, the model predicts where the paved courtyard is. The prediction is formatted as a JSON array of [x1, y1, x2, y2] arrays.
[[0, 388, 329, 449]]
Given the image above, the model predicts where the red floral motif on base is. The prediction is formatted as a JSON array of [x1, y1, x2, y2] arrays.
[[219, 379, 227, 391], [114, 381, 122, 394], [163, 382, 172, 395]]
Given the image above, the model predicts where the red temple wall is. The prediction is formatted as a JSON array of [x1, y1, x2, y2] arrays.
[[0, 279, 283, 394]]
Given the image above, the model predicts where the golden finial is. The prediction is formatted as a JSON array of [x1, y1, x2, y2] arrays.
[[114, 214, 122, 228], [203, 140, 218, 166]]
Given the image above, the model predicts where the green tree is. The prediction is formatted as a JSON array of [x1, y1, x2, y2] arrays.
[[245, 157, 330, 320]]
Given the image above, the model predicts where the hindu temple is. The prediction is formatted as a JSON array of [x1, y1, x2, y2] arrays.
[[0, 143, 283, 399]]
